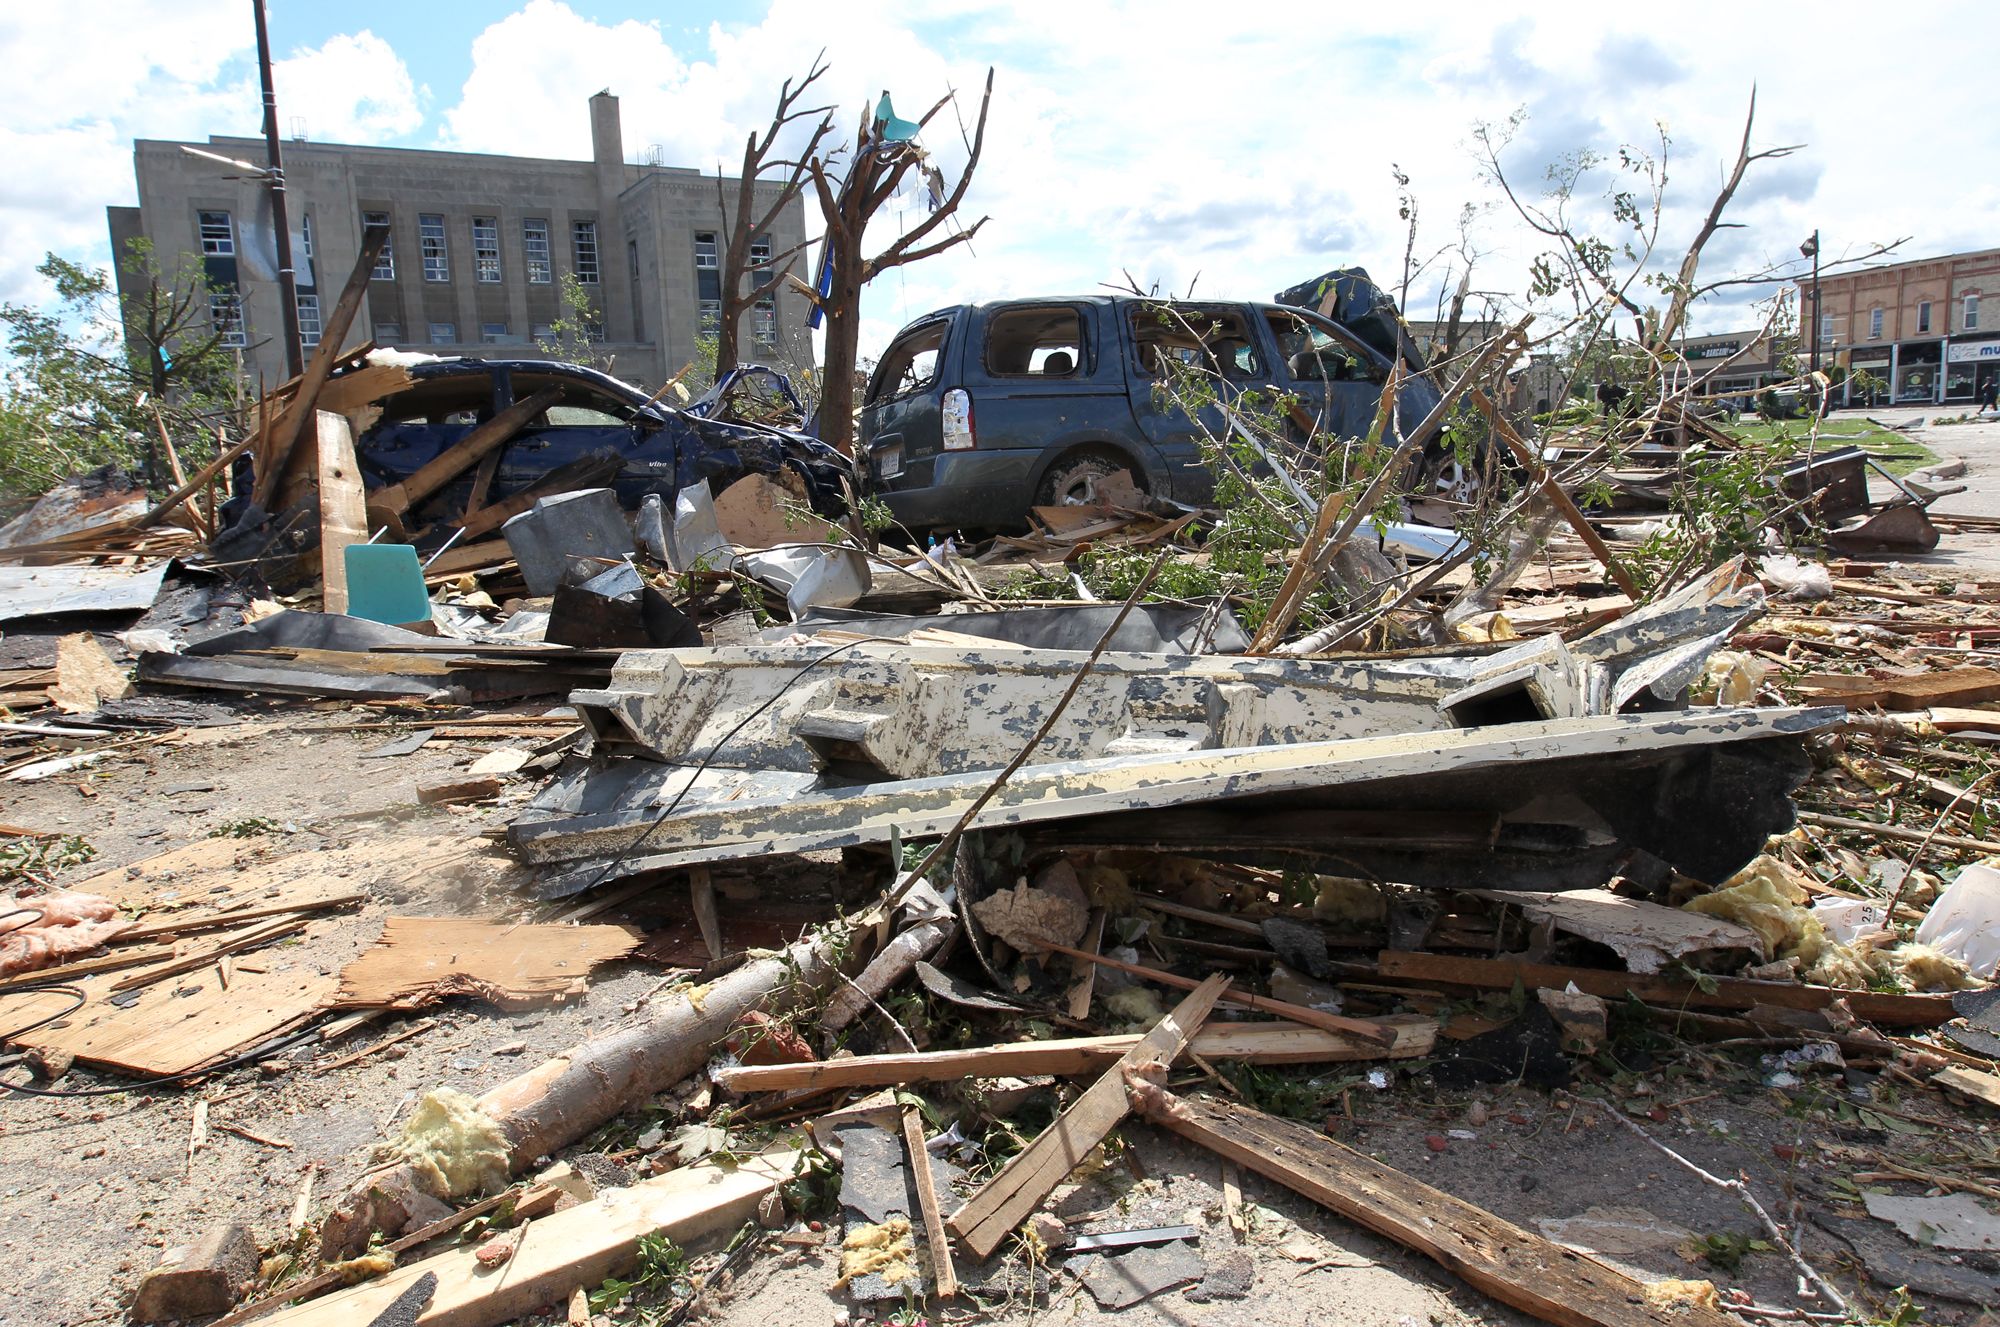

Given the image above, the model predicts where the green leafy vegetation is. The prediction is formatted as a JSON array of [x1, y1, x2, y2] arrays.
[[0, 833, 96, 885]]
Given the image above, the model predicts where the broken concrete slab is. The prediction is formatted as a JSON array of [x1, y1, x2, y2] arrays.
[[1864, 1191, 2000, 1250]]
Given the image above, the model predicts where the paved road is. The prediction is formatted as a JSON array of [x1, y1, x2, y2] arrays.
[[1824, 406, 2000, 573]]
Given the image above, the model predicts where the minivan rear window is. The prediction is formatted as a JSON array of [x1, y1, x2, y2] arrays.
[[869, 322, 948, 403], [984, 306, 1083, 377]]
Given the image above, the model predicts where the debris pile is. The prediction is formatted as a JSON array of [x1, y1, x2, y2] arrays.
[[4, 296, 2000, 1327]]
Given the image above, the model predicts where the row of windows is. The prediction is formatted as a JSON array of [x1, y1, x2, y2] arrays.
[[1844, 295, 1982, 340], [364, 211, 599, 287], [367, 320, 583, 346]]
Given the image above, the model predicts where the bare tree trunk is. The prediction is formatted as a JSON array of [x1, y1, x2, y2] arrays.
[[817, 267, 866, 453], [320, 928, 844, 1256]]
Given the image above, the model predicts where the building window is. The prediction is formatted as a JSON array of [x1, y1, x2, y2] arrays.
[[1819, 314, 1834, 344], [480, 322, 510, 344], [428, 322, 457, 344], [472, 216, 501, 283], [571, 220, 599, 284], [296, 293, 322, 348], [1918, 301, 1933, 334], [699, 298, 721, 336], [523, 219, 551, 284], [694, 232, 718, 270], [209, 290, 245, 346], [531, 323, 554, 342], [1869, 307, 1884, 339], [753, 299, 777, 347], [627, 240, 643, 343], [373, 321, 402, 345], [749, 236, 771, 267], [198, 211, 234, 256], [1965, 295, 1980, 331], [300, 213, 314, 262], [419, 214, 448, 282], [364, 209, 394, 279], [362, 211, 394, 279]]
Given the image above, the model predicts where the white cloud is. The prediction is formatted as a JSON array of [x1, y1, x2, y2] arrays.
[[274, 32, 425, 145], [8, 0, 1998, 361]]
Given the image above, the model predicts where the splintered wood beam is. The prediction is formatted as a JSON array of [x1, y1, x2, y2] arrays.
[[255, 224, 390, 510], [1040, 941, 1399, 1046], [1471, 389, 1640, 600], [315, 412, 367, 614], [713, 1019, 1437, 1095], [1163, 1095, 1740, 1327], [902, 1103, 957, 1299], [365, 385, 565, 520], [946, 973, 1229, 1259]]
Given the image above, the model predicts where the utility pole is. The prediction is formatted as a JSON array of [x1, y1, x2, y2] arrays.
[[253, 0, 303, 379], [1800, 230, 1821, 375]]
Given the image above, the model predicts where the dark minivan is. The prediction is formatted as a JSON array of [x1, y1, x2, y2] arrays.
[[860, 294, 1442, 533]]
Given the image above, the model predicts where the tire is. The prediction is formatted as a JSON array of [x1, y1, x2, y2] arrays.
[[1035, 453, 1134, 507]]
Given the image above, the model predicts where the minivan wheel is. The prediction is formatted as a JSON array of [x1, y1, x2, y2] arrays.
[[1036, 454, 1132, 507]]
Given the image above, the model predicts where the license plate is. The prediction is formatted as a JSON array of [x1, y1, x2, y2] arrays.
[[875, 445, 902, 479]]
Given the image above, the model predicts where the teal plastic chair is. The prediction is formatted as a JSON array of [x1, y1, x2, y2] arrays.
[[344, 543, 432, 625]]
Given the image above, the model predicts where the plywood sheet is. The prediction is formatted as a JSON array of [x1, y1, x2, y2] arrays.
[[10, 964, 335, 1076], [336, 917, 643, 1009]]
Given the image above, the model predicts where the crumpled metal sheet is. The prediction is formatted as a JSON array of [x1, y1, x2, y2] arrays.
[[0, 563, 169, 623]]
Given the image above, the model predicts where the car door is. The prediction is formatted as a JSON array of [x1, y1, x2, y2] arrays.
[[860, 316, 953, 491], [1260, 306, 1389, 443], [1119, 301, 1269, 505], [490, 369, 652, 507], [960, 300, 1131, 478]]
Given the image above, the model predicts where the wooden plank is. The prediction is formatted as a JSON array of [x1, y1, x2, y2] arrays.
[[1042, 941, 1398, 1046], [946, 974, 1229, 1259], [688, 866, 724, 962], [314, 412, 367, 614], [1796, 810, 2000, 857], [366, 385, 564, 520], [714, 1018, 1437, 1094], [250, 1140, 804, 1327], [1472, 390, 1640, 600], [0, 943, 174, 991], [117, 892, 366, 943], [1935, 1065, 2000, 1109], [902, 1103, 957, 1299], [10, 966, 335, 1076], [335, 917, 643, 1009], [109, 916, 308, 992], [1164, 1095, 1739, 1327], [1374, 950, 1956, 1028], [255, 225, 390, 509]]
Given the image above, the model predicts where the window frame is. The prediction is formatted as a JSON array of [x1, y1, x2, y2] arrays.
[[472, 216, 502, 283], [571, 219, 600, 285], [363, 211, 394, 280], [296, 292, 322, 348], [428, 321, 458, 345], [1965, 294, 1980, 331], [752, 298, 777, 347], [522, 218, 552, 284], [372, 321, 403, 345], [693, 232, 719, 270], [209, 289, 245, 347], [867, 319, 950, 405], [1918, 301, 1933, 334], [698, 298, 722, 337], [1869, 307, 1884, 340], [198, 211, 234, 257], [419, 214, 449, 283], [479, 321, 511, 344]]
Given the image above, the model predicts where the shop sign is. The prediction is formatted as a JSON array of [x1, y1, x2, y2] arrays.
[[1946, 339, 2000, 363], [1686, 340, 1741, 359]]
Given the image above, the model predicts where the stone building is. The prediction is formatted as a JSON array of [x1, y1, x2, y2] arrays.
[[105, 92, 810, 392], [1799, 247, 2000, 407]]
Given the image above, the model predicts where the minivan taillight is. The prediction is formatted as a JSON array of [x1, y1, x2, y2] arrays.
[[942, 388, 975, 450]]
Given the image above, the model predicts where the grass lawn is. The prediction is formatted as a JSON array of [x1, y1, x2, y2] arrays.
[[1718, 416, 1939, 475]]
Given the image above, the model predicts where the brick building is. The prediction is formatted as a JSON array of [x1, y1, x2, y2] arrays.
[[1798, 247, 2000, 407], [105, 93, 810, 392]]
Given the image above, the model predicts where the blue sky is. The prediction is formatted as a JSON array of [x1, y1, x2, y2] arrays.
[[5, 1, 1998, 366]]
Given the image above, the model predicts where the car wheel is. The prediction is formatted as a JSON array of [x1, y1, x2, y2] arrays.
[[1036, 454, 1130, 507]]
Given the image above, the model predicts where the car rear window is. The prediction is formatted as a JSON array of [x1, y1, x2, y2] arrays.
[[983, 306, 1083, 377], [869, 322, 948, 403]]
